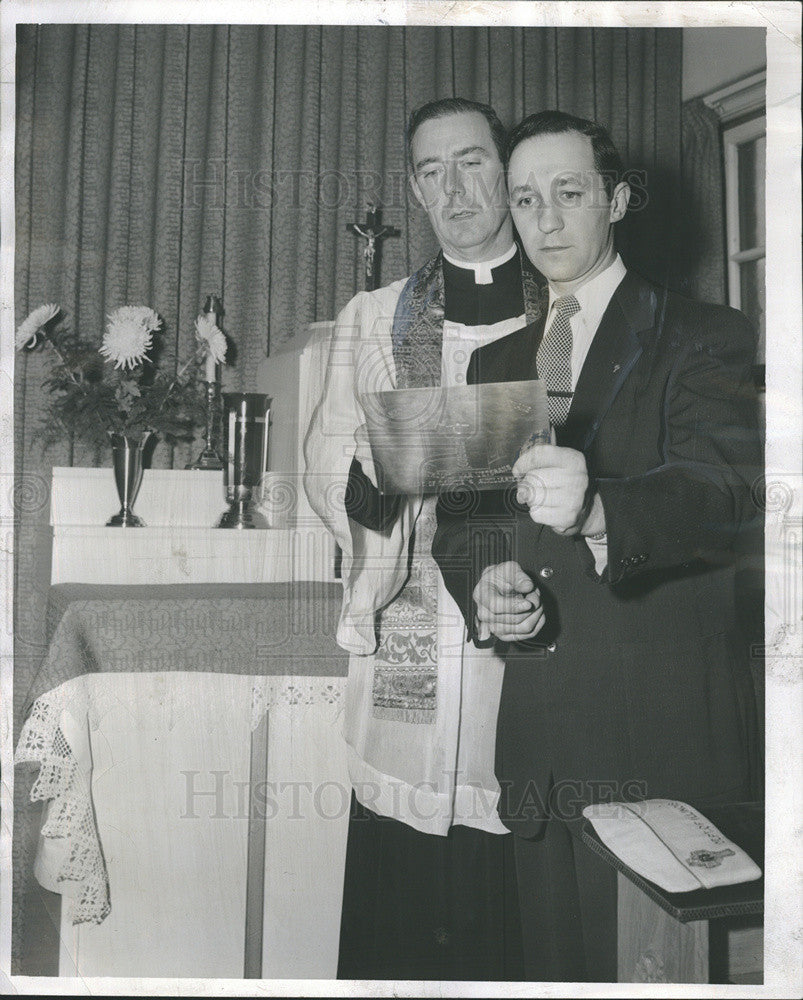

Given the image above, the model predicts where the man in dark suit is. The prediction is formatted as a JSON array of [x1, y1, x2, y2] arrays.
[[432, 111, 762, 982]]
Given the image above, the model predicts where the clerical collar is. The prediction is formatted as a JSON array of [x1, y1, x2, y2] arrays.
[[442, 246, 525, 327], [442, 244, 518, 285]]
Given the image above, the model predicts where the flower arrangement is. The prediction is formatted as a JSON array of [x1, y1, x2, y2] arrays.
[[16, 302, 224, 454]]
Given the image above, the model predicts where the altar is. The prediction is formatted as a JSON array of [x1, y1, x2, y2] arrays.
[[15, 461, 352, 979]]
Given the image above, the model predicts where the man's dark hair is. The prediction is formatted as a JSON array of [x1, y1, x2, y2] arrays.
[[507, 110, 625, 200], [406, 98, 507, 170]]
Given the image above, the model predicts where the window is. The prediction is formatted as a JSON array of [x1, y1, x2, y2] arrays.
[[704, 71, 766, 375], [724, 115, 766, 367]]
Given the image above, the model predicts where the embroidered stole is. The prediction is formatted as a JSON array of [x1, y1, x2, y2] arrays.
[[371, 251, 545, 723]]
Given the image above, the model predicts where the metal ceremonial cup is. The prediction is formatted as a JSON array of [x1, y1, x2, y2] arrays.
[[107, 431, 153, 527], [217, 393, 271, 529]]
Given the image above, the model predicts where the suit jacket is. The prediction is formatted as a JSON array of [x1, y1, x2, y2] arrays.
[[432, 270, 763, 837]]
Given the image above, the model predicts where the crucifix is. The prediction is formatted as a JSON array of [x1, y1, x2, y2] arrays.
[[346, 203, 400, 291], [334, 203, 399, 582]]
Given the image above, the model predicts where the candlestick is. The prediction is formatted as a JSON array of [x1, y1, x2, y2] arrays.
[[187, 380, 224, 470], [188, 293, 225, 470]]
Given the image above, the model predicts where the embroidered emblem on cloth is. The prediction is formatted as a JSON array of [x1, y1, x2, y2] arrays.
[[687, 847, 736, 869]]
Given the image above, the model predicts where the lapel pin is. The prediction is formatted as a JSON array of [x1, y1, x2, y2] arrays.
[[612, 363, 621, 373]]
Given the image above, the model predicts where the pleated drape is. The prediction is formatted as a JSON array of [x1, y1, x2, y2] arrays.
[[12, 25, 683, 970], [678, 97, 727, 303], [16, 24, 682, 382]]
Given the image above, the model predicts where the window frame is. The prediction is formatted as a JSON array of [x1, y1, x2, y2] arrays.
[[723, 114, 766, 317], [703, 70, 767, 374]]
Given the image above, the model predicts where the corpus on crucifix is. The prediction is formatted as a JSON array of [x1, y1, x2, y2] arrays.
[[346, 203, 400, 291]]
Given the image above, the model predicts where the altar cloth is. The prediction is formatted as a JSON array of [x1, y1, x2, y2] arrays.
[[22, 581, 348, 712], [16, 581, 349, 933]]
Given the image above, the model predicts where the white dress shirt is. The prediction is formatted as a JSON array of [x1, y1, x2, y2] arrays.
[[545, 253, 627, 393], [545, 253, 627, 574]]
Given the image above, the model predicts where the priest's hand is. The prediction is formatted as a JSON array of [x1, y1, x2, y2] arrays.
[[473, 561, 544, 643], [513, 443, 603, 536]]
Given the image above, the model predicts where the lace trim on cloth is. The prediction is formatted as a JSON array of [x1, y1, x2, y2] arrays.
[[14, 692, 110, 925], [249, 676, 346, 731], [16, 676, 348, 927]]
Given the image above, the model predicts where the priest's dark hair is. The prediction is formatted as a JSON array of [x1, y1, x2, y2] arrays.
[[507, 110, 625, 201], [406, 98, 507, 170]]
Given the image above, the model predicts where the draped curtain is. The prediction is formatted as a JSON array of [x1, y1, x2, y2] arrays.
[[679, 96, 727, 303], [16, 25, 682, 368], [12, 23, 682, 971]]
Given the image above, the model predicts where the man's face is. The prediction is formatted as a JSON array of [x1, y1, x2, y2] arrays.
[[507, 131, 629, 293], [410, 111, 512, 262]]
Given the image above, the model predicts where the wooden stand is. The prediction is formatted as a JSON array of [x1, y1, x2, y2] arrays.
[[582, 802, 764, 984]]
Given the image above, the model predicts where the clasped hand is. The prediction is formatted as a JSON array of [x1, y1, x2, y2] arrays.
[[472, 444, 607, 643], [472, 561, 545, 643]]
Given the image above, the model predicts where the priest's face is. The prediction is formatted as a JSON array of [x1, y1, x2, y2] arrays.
[[410, 111, 513, 262]]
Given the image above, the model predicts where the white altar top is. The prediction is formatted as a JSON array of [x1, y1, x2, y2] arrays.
[[50, 466, 336, 585]]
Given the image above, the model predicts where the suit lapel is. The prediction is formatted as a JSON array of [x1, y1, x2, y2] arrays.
[[467, 311, 546, 385], [469, 272, 659, 453], [560, 272, 658, 454]]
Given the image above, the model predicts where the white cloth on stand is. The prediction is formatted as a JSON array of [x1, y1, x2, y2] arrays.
[[584, 799, 762, 893]]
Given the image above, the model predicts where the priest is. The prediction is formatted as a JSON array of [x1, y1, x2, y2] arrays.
[[304, 97, 544, 981]]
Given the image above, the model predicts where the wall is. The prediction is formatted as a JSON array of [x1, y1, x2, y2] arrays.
[[682, 27, 766, 101]]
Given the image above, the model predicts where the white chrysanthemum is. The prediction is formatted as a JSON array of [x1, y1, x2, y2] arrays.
[[100, 306, 161, 370], [195, 313, 227, 364], [15, 303, 60, 350]]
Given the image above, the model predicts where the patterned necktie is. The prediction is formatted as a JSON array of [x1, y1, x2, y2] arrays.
[[538, 294, 580, 426]]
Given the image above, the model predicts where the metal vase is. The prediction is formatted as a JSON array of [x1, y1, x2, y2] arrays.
[[107, 431, 153, 527], [217, 393, 271, 529]]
